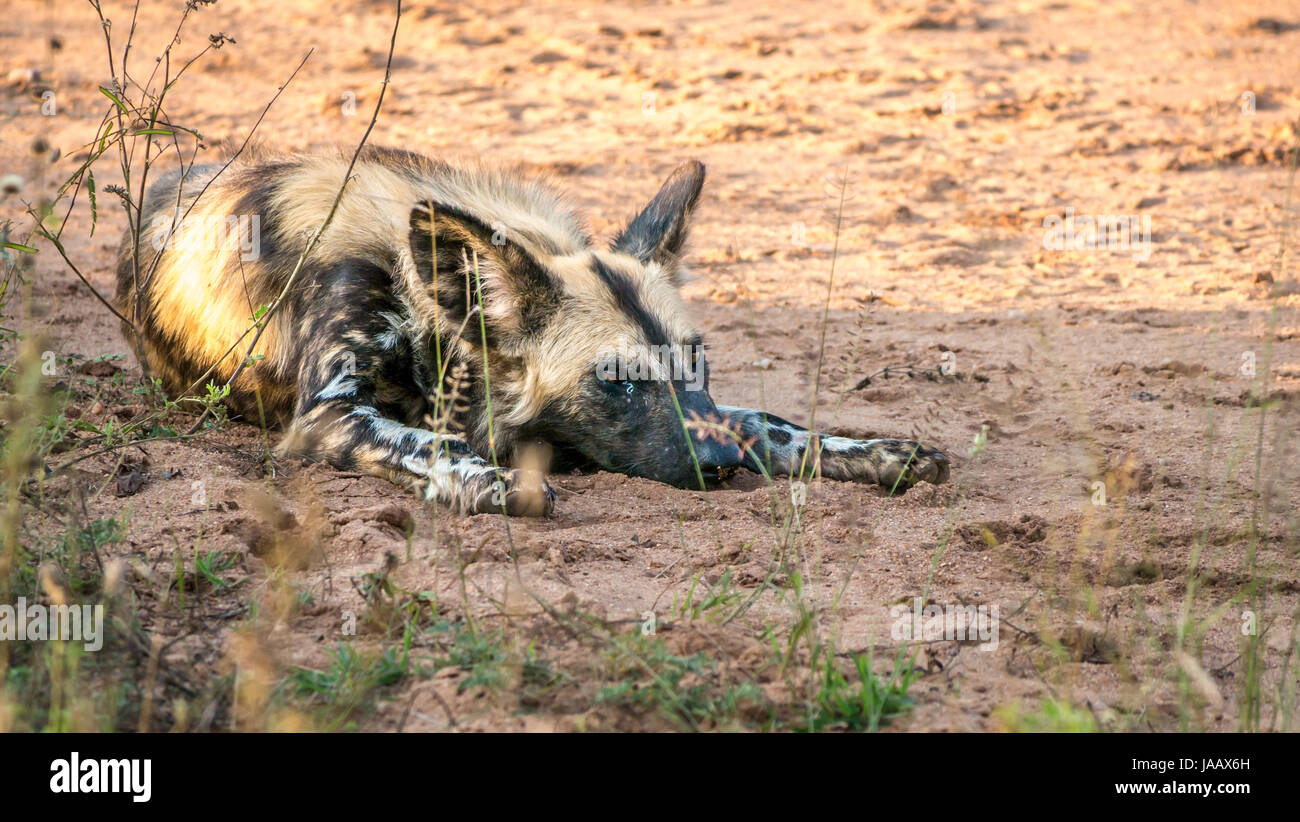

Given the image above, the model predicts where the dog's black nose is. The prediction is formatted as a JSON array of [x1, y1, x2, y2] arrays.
[[694, 438, 744, 472]]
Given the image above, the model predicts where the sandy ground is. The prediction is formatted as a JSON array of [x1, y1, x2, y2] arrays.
[[2, 0, 1299, 731]]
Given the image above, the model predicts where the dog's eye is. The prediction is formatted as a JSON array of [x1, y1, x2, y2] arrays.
[[600, 373, 637, 395], [686, 339, 707, 366]]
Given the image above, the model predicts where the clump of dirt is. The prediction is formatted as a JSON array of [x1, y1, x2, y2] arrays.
[[956, 514, 1048, 550]]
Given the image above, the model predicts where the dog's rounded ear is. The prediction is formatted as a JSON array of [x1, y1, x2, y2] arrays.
[[408, 202, 562, 344], [611, 160, 706, 277]]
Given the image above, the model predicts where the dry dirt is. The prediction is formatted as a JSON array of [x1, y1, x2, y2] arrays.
[[2, 0, 1299, 731]]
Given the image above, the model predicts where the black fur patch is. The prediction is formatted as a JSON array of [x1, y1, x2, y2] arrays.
[[408, 203, 562, 344], [227, 160, 306, 306], [293, 257, 407, 415], [591, 258, 671, 348], [766, 426, 792, 446]]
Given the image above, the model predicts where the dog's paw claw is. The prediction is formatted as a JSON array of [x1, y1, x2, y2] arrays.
[[876, 443, 950, 492], [472, 469, 555, 516]]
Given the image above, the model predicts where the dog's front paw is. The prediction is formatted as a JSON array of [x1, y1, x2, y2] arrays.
[[820, 439, 950, 492], [471, 469, 556, 516], [873, 441, 950, 491]]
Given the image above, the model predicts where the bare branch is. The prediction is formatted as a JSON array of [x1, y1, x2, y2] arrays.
[[184, 0, 404, 433]]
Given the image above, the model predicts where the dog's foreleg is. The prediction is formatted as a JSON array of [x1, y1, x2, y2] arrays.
[[281, 338, 553, 516], [716, 406, 950, 492]]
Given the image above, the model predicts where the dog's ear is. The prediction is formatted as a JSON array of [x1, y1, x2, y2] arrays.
[[408, 202, 563, 344], [611, 160, 706, 279]]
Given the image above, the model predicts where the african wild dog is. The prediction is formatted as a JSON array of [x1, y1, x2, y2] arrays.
[[115, 148, 950, 515]]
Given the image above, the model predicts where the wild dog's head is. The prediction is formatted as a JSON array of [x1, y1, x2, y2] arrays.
[[407, 160, 742, 488]]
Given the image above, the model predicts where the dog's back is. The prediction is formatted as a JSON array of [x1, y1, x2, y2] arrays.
[[115, 149, 585, 421]]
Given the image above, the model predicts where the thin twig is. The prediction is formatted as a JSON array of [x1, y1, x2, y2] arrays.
[[850, 362, 944, 391], [139, 48, 314, 302], [183, 2, 402, 435], [32, 223, 133, 328]]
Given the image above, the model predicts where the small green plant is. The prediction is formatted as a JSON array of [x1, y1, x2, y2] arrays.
[[800, 649, 917, 732], [197, 381, 231, 429], [285, 642, 410, 729], [596, 634, 768, 730], [194, 550, 239, 592], [54, 515, 126, 593], [996, 699, 1099, 733], [673, 569, 743, 622], [434, 621, 507, 692]]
